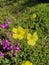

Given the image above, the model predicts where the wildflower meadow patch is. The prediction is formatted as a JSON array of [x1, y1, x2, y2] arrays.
[[0, 0, 49, 65]]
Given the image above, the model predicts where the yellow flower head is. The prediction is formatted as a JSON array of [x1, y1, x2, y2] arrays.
[[25, 61, 32, 65], [22, 61, 33, 65], [17, 26, 25, 35], [12, 28, 17, 33], [12, 26, 28, 40], [32, 14, 36, 19], [17, 26, 25, 40], [27, 32, 38, 46]]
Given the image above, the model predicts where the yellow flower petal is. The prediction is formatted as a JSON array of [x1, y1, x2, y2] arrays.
[[30, 63, 33, 65], [27, 39, 36, 46], [17, 26, 26, 40], [17, 26, 25, 35], [13, 33, 18, 39], [27, 33, 32, 40], [22, 61, 33, 65], [25, 61, 31, 65], [12, 28, 17, 33], [17, 26, 24, 33], [17, 35, 24, 40]]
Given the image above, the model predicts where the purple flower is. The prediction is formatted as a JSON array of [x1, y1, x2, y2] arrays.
[[0, 52, 5, 57], [0, 19, 11, 29], [0, 24, 8, 29], [9, 46, 15, 55], [9, 46, 15, 50], [2, 39, 10, 50], [15, 46, 21, 52], [9, 46, 21, 55]]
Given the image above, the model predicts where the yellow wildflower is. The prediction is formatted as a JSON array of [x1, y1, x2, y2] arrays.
[[25, 61, 32, 65], [32, 14, 36, 19], [27, 32, 38, 46], [12, 26, 27, 40], [17, 26, 25, 40], [22, 61, 33, 65]]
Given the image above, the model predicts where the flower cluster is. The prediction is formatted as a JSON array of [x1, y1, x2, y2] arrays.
[[0, 18, 38, 65], [0, 39, 21, 57], [0, 19, 21, 58], [12, 26, 38, 46]]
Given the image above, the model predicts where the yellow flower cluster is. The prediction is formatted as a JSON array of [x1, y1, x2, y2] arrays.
[[12, 26, 28, 40], [27, 32, 38, 46], [12, 26, 38, 46], [22, 61, 33, 65]]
